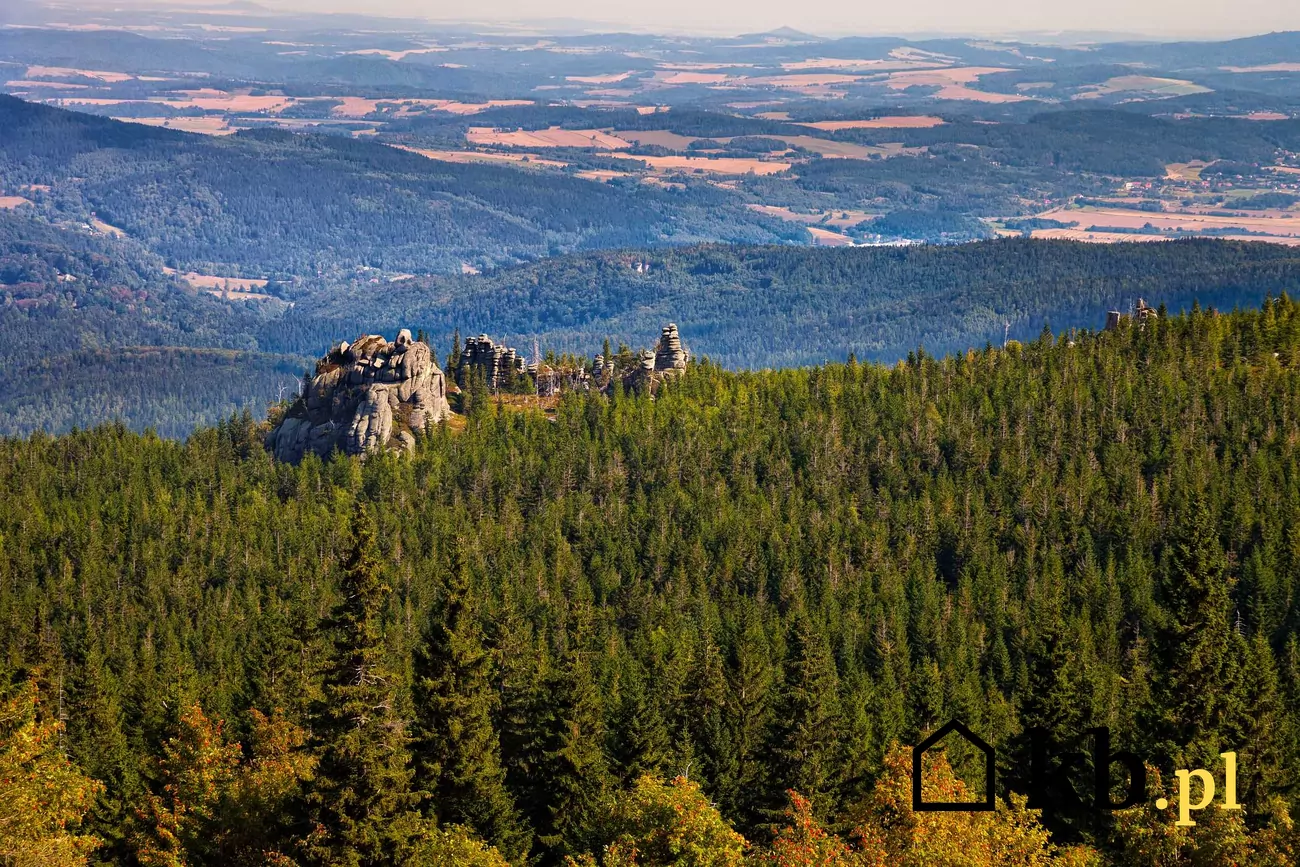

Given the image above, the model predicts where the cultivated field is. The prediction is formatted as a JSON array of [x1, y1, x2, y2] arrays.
[[1059, 206, 1300, 237], [882, 67, 1025, 102], [466, 127, 634, 149], [0, 196, 32, 209], [806, 226, 854, 245], [746, 204, 879, 226], [799, 116, 945, 130], [611, 154, 791, 175], [395, 146, 569, 168], [164, 269, 269, 291], [25, 65, 133, 82], [114, 116, 237, 135], [615, 129, 702, 149]]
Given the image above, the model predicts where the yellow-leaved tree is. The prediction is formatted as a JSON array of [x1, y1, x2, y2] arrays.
[[567, 775, 748, 867], [0, 680, 102, 867], [755, 745, 1098, 867], [132, 703, 315, 867]]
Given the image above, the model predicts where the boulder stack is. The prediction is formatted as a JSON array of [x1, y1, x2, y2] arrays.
[[265, 328, 451, 463], [654, 323, 688, 373], [460, 334, 526, 388]]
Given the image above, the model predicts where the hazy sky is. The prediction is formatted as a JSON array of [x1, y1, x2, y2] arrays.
[[273, 0, 1300, 38]]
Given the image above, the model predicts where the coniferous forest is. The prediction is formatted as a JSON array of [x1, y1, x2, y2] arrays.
[[5, 299, 1300, 865]]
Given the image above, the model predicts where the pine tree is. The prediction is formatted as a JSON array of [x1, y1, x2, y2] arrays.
[[766, 612, 845, 819], [411, 547, 529, 863], [536, 637, 610, 860], [300, 512, 420, 867], [1149, 496, 1246, 769], [609, 655, 671, 784]]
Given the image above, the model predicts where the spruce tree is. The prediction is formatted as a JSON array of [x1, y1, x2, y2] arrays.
[[301, 512, 419, 867], [609, 655, 671, 784], [411, 547, 529, 863], [536, 638, 610, 860], [765, 611, 845, 819], [1149, 496, 1245, 768]]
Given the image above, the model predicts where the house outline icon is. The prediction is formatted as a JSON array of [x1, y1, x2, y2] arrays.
[[912, 719, 996, 812]]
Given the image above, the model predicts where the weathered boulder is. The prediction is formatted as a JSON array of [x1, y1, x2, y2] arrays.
[[654, 323, 688, 373], [460, 334, 526, 389], [265, 329, 451, 463]]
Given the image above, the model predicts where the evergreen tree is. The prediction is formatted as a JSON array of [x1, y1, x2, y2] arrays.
[[766, 612, 845, 819], [609, 655, 671, 784], [536, 637, 610, 860], [1148, 496, 1246, 769], [300, 513, 419, 867], [411, 547, 529, 863]]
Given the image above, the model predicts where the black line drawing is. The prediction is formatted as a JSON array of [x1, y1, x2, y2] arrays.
[[912, 719, 996, 812]]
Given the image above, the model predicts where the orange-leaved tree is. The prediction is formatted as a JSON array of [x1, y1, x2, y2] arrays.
[[846, 745, 1099, 867], [756, 790, 859, 867], [0, 679, 102, 867], [133, 703, 314, 867], [567, 775, 748, 867]]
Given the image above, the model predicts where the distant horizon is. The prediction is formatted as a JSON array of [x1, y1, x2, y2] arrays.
[[32, 0, 1300, 41]]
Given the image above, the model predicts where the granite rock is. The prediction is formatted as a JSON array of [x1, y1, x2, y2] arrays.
[[265, 330, 451, 463]]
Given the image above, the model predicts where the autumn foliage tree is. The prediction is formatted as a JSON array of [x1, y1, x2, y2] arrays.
[[569, 775, 747, 867], [0, 679, 102, 867], [132, 704, 314, 867], [845, 747, 1097, 867]]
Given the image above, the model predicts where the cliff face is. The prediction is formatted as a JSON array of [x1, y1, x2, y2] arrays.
[[265, 329, 451, 463]]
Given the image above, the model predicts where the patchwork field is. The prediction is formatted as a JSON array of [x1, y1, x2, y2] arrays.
[[1033, 205, 1300, 242], [395, 146, 569, 168], [1079, 76, 1211, 98], [609, 153, 791, 175], [806, 226, 854, 245], [850, 66, 1010, 99], [25, 65, 133, 82], [113, 116, 237, 135], [615, 129, 704, 149], [746, 204, 879, 226], [799, 116, 946, 130], [466, 127, 634, 149], [163, 269, 269, 291]]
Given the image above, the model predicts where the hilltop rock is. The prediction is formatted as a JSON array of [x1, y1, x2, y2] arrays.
[[265, 328, 451, 463], [654, 323, 688, 373], [460, 334, 526, 389]]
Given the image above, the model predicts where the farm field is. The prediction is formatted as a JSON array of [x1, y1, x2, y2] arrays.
[[394, 146, 569, 168], [1050, 205, 1300, 237], [0, 196, 31, 209], [799, 116, 946, 130], [607, 153, 791, 175], [113, 116, 237, 134], [746, 204, 879, 226], [466, 127, 634, 148], [806, 226, 854, 245]]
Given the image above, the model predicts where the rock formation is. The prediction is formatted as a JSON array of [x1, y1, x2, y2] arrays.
[[1104, 298, 1159, 332], [654, 323, 688, 373], [460, 334, 526, 389], [265, 328, 451, 463]]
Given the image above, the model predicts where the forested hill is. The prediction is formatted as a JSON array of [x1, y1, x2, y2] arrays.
[[7, 224, 1300, 436], [280, 238, 1300, 367], [4, 300, 1300, 865], [0, 95, 798, 275]]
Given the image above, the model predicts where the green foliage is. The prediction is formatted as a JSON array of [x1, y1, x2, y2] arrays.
[[301, 513, 420, 867], [2, 301, 1300, 864]]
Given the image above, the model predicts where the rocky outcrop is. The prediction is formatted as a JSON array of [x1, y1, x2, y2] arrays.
[[1104, 298, 1159, 332], [265, 328, 451, 463], [460, 334, 526, 389], [654, 323, 688, 373]]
